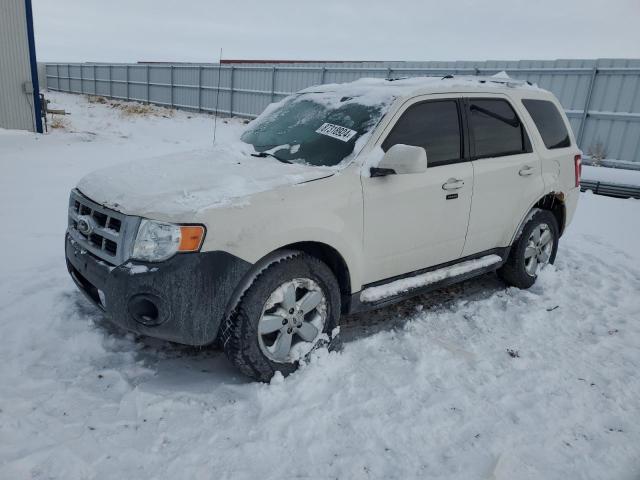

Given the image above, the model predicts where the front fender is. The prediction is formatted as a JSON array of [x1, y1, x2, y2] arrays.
[[196, 169, 365, 292]]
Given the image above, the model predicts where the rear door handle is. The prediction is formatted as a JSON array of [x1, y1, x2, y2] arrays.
[[442, 178, 465, 190], [519, 165, 535, 176]]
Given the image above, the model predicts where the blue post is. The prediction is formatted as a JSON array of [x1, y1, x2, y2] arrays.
[[24, 0, 43, 133]]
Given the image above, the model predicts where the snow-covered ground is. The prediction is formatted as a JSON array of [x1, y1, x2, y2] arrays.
[[1, 92, 639, 479]]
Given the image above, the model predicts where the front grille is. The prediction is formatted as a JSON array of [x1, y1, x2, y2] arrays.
[[68, 190, 138, 265]]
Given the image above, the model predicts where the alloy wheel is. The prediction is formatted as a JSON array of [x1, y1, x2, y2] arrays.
[[524, 223, 553, 276], [257, 278, 327, 363]]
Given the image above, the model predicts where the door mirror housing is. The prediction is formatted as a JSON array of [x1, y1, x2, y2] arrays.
[[370, 144, 428, 177]]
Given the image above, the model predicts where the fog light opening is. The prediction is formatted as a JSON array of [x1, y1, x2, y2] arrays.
[[128, 295, 162, 326]]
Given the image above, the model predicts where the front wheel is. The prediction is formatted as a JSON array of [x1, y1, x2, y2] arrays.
[[498, 209, 559, 289], [221, 253, 341, 382]]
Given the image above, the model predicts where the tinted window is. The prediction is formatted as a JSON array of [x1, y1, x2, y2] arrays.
[[382, 100, 462, 167], [469, 99, 530, 159], [522, 99, 571, 149]]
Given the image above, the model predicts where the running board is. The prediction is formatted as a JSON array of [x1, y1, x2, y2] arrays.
[[360, 254, 503, 304]]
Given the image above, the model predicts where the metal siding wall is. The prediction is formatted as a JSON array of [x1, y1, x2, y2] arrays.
[[37, 62, 47, 89], [68, 64, 81, 93], [173, 66, 197, 109], [0, 0, 36, 131], [45, 59, 640, 164], [128, 65, 146, 102], [95, 65, 110, 96]]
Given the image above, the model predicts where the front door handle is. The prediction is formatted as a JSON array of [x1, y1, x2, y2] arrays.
[[519, 165, 535, 176], [442, 178, 465, 190]]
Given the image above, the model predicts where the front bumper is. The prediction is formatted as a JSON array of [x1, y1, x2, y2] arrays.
[[65, 233, 252, 346]]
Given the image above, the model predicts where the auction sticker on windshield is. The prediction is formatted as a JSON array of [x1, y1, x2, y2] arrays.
[[316, 123, 357, 142]]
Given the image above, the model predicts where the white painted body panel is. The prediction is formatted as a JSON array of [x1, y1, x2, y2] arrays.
[[361, 93, 474, 282], [461, 89, 580, 254], [501, 89, 581, 245], [361, 160, 473, 283], [193, 166, 366, 292], [461, 91, 546, 255]]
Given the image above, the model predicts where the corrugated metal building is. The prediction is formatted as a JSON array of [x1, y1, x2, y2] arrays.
[[0, 0, 42, 132]]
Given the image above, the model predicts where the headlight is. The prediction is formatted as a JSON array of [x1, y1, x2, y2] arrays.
[[132, 219, 205, 262]]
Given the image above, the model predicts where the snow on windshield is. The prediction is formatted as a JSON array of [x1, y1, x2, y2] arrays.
[[241, 82, 399, 167]]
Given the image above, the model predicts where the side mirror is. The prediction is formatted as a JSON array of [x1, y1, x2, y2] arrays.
[[370, 144, 428, 177]]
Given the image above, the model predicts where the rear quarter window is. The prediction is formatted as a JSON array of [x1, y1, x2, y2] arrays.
[[522, 99, 571, 149]]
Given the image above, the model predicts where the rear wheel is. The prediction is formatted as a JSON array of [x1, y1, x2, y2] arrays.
[[498, 210, 559, 289], [222, 253, 341, 382]]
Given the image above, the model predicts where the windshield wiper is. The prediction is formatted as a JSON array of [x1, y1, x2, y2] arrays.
[[251, 152, 292, 164]]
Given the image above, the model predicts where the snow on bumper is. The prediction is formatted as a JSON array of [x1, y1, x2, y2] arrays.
[[65, 233, 252, 345]]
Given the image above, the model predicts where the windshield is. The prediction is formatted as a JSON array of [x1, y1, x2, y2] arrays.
[[241, 92, 391, 167]]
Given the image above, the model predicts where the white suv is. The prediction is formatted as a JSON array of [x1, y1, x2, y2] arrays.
[[65, 76, 581, 381]]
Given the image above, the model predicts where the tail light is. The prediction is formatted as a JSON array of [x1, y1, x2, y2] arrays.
[[574, 154, 582, 188]]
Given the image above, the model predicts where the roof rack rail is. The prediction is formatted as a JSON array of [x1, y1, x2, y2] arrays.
[[440, 74, 532, 88]]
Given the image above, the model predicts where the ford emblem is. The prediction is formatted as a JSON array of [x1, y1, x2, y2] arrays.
[[77, 215, 93, 235]]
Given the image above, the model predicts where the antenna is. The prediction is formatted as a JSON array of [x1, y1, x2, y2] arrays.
[[213, 47, 223, 145]]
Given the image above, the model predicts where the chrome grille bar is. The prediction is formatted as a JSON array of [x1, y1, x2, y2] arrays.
[[67, 189, 140, 265]]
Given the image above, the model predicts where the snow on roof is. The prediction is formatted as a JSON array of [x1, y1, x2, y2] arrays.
[[298, 72, 543, 102], [252, 72, 546, 136]]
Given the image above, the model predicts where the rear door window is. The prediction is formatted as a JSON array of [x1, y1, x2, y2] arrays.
[[522, 99, 571, 149], [468, 98, 531, 159], [382, 100, 463, 167]]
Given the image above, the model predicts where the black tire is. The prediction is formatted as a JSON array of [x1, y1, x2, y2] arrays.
[[221, 252, 341, 382], [498, 209, 559, 289]]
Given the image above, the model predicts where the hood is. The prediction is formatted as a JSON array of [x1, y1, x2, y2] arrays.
[[76, 147, 334, 220]]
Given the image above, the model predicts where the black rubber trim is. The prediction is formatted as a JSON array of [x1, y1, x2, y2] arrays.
[[370, 167, 396, 177]]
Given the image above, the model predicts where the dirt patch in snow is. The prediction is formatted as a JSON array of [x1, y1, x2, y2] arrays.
[[49, 115, 70, 130], [87, 95, 175, 118]]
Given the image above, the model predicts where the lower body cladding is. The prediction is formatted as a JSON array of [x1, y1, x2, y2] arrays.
[[65, 233, 252, 346]]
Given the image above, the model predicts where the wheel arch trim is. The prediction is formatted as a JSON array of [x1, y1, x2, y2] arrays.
[[509, 191, 567, 245], [222, 240, 356, 328]]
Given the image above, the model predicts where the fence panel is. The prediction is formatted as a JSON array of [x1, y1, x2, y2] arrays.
[[45, 59, 640, 165]]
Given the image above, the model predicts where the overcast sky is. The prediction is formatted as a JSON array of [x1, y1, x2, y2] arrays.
[[32, 0, 640, 63]]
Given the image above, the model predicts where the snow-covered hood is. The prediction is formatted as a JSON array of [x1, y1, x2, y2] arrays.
[[76, 146, 334, 220]]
